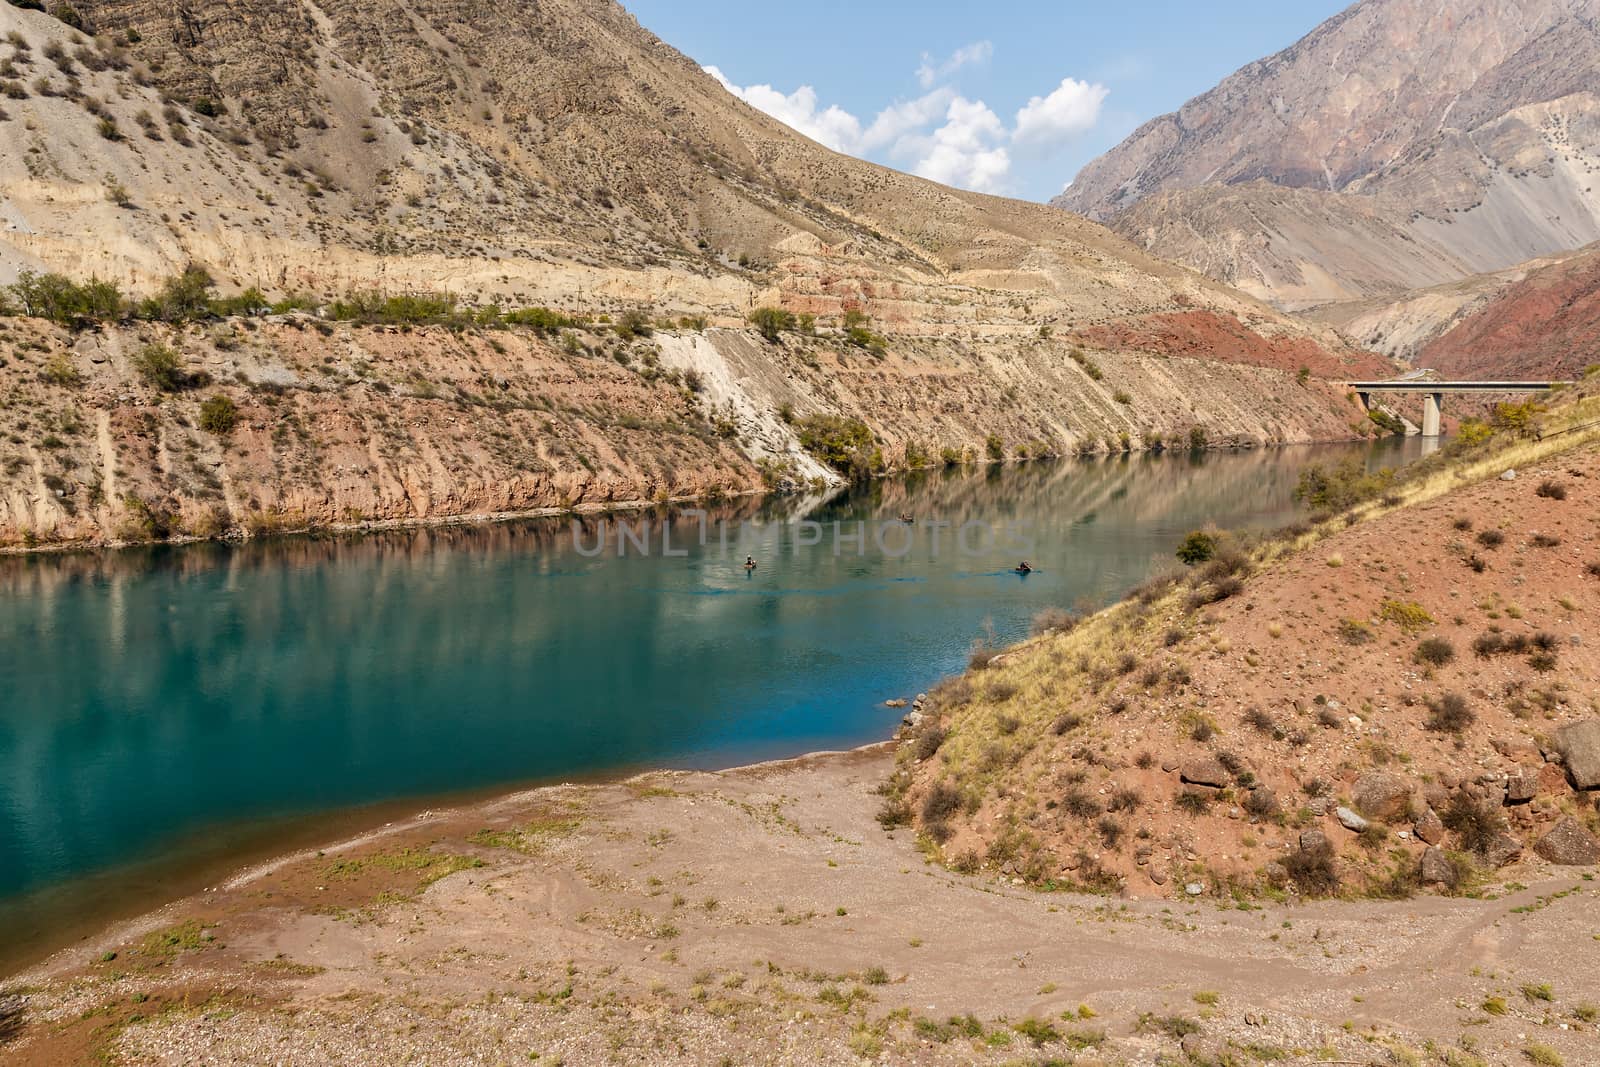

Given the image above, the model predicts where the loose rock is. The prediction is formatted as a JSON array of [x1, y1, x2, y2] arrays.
[[1533, 815, 1600, 865]]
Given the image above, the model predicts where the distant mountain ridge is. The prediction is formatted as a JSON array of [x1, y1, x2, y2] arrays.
[[1054, 0, 1600, 309]]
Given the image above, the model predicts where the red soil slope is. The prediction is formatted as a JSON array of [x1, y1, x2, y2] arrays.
[[1074, 310, 1395, 379], [1422, 246, 1600, 379]]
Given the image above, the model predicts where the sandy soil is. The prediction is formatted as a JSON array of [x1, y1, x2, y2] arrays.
[[3, 744, 1596, 1066]]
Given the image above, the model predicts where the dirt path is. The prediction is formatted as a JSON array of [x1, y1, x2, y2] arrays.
[[4, 746, 1595, 1066]]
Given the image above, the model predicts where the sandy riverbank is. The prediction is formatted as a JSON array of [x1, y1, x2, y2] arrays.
[[3, 742, 1596, 1066]]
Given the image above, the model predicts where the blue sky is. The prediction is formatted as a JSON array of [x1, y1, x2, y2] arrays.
[[627, 0, 1350, 202]]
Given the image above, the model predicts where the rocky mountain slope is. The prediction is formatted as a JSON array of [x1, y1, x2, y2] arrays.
[[0, 0, 1391, 549], [893, 380, 1600, 901], [1416, 242, 1600, 378], [1056, 0, 1600, 309]]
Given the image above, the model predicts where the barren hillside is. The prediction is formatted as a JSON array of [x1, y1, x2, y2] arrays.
[[896, 382, 1600, 902], [0, 0, 1391, 549], [1417, 243, 1600, 378]]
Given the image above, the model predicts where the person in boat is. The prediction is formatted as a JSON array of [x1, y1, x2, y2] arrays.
[[744, 555, 757, 570], [1015, 561, 1032, 574]]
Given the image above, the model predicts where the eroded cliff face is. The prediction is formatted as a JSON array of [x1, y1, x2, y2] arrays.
[[0, 316, 1375, 549]]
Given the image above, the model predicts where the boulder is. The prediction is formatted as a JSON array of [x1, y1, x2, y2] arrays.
[[1554, 721, 1600, 790], [1148, 867, 1167, 886], [1352, 771, 1412, 820], [1180, 756, 1231, 788], [1336, 806, 1369, 833], [1414, 807, 1446, 846], [1419, 847, 1458, 888], [1264, 861, 1288, 887], [1483, 833, 1523, 869], [1533, 816, 1600, 866], [1299, 828, 1330, 852], [1505, 771, 1538, 804]]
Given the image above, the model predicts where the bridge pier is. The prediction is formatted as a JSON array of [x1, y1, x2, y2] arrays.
[[1421, 392, 1443, 438]]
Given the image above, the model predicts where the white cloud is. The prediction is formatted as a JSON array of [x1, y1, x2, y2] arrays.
[[704, 57, 1108, 197], [704, 65, 864, 152], [860, 88, 956, 153], [915, 40, 994, 90], [911, 97, 1011, 193], [706, 65, 953, 158], [1013, 77, 1109, 151]]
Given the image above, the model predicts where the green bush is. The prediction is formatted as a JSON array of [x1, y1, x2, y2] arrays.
[[131, 344, 183, 391], [198, 394, 239, 435], [985, 434, 1004, 462], [748, 306, 795, 342], [139, 265, 217, 322], [1175, 530, 1217, 565], [4, 270, 126, 326], [796, 414, 876, 477], [1293, 458, 1397, 510], [327, 290, 458, 325], [613, 308, 652, 340]]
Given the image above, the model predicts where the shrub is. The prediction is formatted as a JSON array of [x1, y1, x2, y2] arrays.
[[748, 306, 794, 342], [1031, 607, 1078, 635], [1107, 786, 1142, 813], [1414, 637, 1456, 667], [1536, 480, 1568, 500], [140, 265, 217, 322], [1443, 794, 1505, 857], [614, 310, 654, 340], [131, 344, 184, 390], [920, 783, 963, 841], [914, 726, 947, 762], [1379, 599, 1434, 632], [1476, 529, 1505, 549], [1284, 840, 1339, 895], [1175, 789, 1212, 814], [1491, 399, 1544, 437], [197, 394, 238, 435], [795, 414, 875, 477], [1338, 618, 1374, 645], [1244, 706, 1281, 737], [985, 434, 1004, 462], [1523, 1043, 1563, 1066], [1175, 530, 1217, 565], [1294, 458, 1396, 510], [40, 353, 82, 386], [1425, 692, 1474, 733], [5, 269, 125, 326], [1051, 712, 1083, 735], [1062, 789, 1102, 819], [1243, 788, 1278, 818]]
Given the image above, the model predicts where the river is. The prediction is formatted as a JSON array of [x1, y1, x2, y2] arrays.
[[0, 438, 1429, 970]]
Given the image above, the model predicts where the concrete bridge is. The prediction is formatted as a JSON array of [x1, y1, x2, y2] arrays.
[[1344, 377, 1568, 437]]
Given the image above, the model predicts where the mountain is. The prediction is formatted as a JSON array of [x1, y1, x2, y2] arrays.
[[0, 0, 1385, 548], [1414, 241, 1600, 378], [1055, 0, 1600, 309]]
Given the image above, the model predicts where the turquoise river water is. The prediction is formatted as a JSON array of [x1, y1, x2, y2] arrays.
[[0, 439, 1427, 968]]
